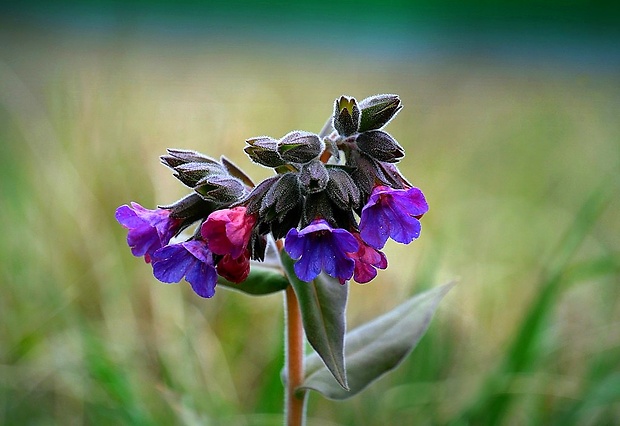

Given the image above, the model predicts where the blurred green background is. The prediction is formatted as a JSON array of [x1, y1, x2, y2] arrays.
[[1, 1, 619, 425]]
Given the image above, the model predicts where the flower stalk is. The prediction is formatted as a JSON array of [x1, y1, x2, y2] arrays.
[[285, 284, 307, 426]]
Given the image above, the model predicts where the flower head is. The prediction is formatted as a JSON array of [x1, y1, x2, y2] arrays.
[[117, 93, 428, 298], [285, 220, 359, 282], [115, 202, 181, 262], [359, 185, 428, 249], [151, 240, 217, 298], [346, 232, 388, 284]]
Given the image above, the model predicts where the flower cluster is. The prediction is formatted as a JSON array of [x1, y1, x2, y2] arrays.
[[116, 94, 428, 297]]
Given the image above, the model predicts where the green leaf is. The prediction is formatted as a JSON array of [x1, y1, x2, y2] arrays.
[[280, 251, 349, 390], [217, 262, 288, 296], [300, 282, 455, 399]]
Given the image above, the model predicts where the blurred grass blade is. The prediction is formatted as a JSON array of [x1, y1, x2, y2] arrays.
[[300, 282, 455, 399], [553, 372, 620, 426], [459, 182, 614, 424], [82, 328, 153, 426], [280, 251, 349, 390]]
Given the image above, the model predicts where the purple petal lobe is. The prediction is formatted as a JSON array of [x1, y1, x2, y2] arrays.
[[359, 186, 428, 249], [285, 220, 357, 282], [115, 202, 181, 261], [284, 228, 305, 260], [150, 241, 218, 298], [152, 245, 193, 283], [185, 261, 217, 298]]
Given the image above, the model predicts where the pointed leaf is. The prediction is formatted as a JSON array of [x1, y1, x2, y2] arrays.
[[280, 251, 349, 390], [220, 155, 255, 188], [217, 262, 288, 296], [300, 282, 455, 399]]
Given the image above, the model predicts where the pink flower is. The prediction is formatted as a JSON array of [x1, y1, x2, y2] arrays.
[[201, 206, 256, 283], [216, 249, 251, 283], [346, 233, 388, 284], [201, 207, 256, 257]]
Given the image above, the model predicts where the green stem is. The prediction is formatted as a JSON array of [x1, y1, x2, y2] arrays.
[[285, 285, 307, 426]]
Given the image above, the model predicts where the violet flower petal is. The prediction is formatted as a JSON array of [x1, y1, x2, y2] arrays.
[[185, 260, 217, 298], [285, 220, 358, 282], [151, 241, 218, 298]]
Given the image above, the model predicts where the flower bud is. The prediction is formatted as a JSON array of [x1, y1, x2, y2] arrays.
[[376, 161, 410, 190], [256, 173, 303, 239], [159, 192, 217, 222], [333, 95, 360, 136], [160, 148, 219, 168], [195, 175, 246, 204], [326, 168, 360, 210], [278, 131, 323, 163], [245, 175, 280, 216], [161, 149, 231, 188], [355, 130, 405, 163], [244, 136, 286, 168], [172, 162, 227, 187], [358, 94, 402, 132], [298, 160, 329, 194], [349, 151, 382, 196], [259, 173, 302, 221], [303, 191, 336, 228]]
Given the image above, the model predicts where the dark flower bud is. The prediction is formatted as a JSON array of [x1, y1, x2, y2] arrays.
[[349, 151, 383, 196], [249, 228, 268, 261], [298, 160, 329, 194], [160, 148, 219, 169], [303, 191, 336, 228], [376, 162, 410, 190], [326, 167, 361, 210], [270, 203, 303, 240], [245, 176, 280, 216], [300, 192, 356, 231], [195, 175, 246, 204], [245, 175, 303, 239], [172, 162, 227, 187], [161, 149, 233, 188], [244, 136, 286, 168], [333, 95, 361, 136], [355, 130, 405, 163], [358, 94, 402, 132], [159, 192, 218, 235], [259, 173, 302, 222], [278, 131, 324, 163]]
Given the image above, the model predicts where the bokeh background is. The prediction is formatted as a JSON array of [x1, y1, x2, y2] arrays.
[[1, 1, 619, 425]]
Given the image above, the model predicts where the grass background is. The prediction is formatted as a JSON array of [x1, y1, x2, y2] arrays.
[[1, 3, 619, 425]]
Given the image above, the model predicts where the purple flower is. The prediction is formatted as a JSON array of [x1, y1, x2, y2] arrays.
[[151, 240, 217, 298], [285, 220, 359, 282], [359, 185, 428, 249], [115, 202, 181, 263]]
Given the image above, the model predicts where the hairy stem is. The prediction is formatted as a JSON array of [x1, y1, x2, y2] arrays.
[[285, 284, 307, 426]]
